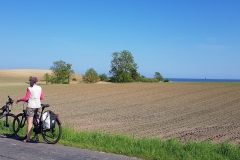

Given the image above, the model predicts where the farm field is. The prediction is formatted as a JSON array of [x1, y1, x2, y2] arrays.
[[1, 70, 240, 145]]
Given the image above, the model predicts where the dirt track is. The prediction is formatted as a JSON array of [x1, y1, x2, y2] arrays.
[[1, 81, 240, 145]]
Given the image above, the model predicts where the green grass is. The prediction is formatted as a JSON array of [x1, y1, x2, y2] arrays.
[[57, 126, 240, 160], [3, 114, 240, 159], [0, 114, 17, 137]]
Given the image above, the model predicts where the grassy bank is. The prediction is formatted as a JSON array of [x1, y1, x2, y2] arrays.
[[58, 126, 240, 160]]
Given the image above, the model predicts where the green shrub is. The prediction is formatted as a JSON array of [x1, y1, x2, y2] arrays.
[[99, 73, 109, 82], [164, 78, 170, 82], [110, 72, 133, 83], [83, 68, 99, 83], [72, 78, 77, 81], [139, 76, 148, 82]]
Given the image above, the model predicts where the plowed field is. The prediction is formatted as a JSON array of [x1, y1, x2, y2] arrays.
[[1, 70, 240, 145]]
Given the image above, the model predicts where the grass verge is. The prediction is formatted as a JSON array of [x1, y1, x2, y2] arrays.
[[58, 126, 240, 160]]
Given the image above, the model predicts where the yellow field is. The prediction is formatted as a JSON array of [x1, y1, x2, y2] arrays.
[[0, 69, 82, 85], [1, 70, 240, 145]]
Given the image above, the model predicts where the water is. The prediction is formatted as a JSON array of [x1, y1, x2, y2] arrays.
[[168, 78, 240, 82]]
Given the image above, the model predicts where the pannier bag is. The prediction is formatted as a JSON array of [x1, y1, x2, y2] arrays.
[[33, 126, 41, 134], [42, 111, 56, 129]]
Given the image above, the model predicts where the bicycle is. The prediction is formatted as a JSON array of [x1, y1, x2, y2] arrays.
[[13, 102, 62, 144], [0, 96, 19, 138]]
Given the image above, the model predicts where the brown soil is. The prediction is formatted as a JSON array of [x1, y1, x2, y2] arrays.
[[1, 70, 240, 145]]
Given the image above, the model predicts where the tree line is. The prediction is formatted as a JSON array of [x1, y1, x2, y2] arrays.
[[43, 50, 169, 84]]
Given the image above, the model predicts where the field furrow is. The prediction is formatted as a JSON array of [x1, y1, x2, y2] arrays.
[[1, 79, 240, 145]]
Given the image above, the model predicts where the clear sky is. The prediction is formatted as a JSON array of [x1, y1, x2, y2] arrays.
[[1, 0, 239, 79]]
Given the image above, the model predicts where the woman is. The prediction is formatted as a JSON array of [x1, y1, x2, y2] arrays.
[[16, 77, 44, 142]]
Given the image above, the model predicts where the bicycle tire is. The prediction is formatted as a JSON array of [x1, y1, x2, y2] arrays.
[[13, 113, 27, 140], [41, 118, 62, 144], [0, 113, 19, 138]]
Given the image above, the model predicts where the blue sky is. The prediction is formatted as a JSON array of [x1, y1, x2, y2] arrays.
[[0, 0, 239, 79]]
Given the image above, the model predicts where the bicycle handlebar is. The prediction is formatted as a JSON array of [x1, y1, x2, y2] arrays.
[[1, 96, 14, 113], [7, 96, 14, 105]]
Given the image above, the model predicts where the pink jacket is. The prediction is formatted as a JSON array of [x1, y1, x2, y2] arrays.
[[19, 88, 44, 102]]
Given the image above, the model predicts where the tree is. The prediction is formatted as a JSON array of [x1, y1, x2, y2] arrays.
[[65, 63, 75, 83], [83, 68, 99, 83], [50, 60, 74, 84], [109, 50, 138, 83], [154, 72, 163, 82], [43, 73, 51, 85], [130, 68, 141, 81]]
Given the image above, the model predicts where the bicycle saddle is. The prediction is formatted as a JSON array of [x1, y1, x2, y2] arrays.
[[41, 104, 50, 107]]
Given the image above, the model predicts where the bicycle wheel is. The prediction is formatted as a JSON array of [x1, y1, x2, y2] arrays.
[[13, 113, 27, 140], [0, 114, 19, 138], [41, 119, 62, 144]]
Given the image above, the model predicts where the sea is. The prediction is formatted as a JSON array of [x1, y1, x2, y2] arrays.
[[168, 78, 240, 83]]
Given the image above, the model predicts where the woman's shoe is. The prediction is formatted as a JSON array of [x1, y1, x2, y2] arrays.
[[22, 139, 31, 143]]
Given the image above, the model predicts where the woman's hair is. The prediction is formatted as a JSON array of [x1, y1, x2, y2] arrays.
[[30, 77, 38, 87]]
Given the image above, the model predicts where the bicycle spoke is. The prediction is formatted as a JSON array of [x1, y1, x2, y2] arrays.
[[14, 114, 27, 140], [42, 119, 62, 144]]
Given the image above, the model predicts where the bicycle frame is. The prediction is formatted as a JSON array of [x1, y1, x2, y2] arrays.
[[14, 102, 62, 144], [0, 96, 17, 138], [2, 97, 14, 126], [19, 107, 27, 129], [19, 102, 43, 133], [1, 96, 14, 114]]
